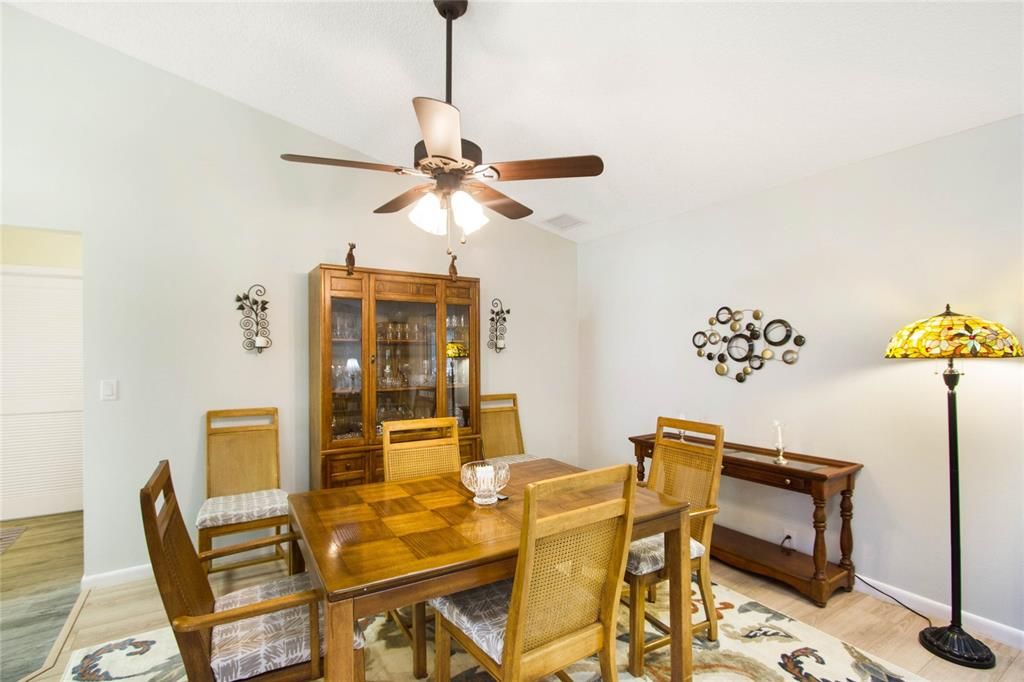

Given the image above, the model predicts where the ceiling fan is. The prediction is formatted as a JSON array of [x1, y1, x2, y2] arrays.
[[281, 0, 603, 242]]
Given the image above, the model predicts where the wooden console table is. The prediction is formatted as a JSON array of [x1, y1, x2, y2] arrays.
[[629, 432, 862, 606]]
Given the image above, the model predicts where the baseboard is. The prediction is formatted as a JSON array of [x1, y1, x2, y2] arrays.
[[854, 573, 1024, 649], [80, 563, 152, 590]]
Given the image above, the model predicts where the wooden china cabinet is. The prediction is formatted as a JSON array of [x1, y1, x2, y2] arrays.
[[308, 264, 482, 489]]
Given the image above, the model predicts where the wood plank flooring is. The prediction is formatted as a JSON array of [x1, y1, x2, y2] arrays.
[[18, 554, 1022, 681], [0, 512, 83, 681]]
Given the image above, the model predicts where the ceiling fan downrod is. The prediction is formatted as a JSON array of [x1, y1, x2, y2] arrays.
[[434, 0, 467, 104]]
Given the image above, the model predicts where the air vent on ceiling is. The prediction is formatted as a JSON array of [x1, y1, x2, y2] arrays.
[[543, 213, 586, 231]]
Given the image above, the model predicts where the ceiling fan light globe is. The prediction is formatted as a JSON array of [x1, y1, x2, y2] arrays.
[[451, 190, 488, 234], [409, 192, 447, 235]]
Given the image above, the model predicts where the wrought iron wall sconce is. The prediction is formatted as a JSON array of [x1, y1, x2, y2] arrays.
[[236, 284, 272, 353], [487, 298, 509, 352], [692, 306, 806, 383]]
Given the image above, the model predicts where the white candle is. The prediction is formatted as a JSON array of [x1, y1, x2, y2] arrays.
[[774, 420, 784, 449], [477, 465, 495, 493]]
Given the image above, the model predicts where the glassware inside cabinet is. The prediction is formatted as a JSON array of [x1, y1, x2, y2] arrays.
[[374, 300, 437, 434], [445, 304, 472, 429], [330, 297, 363, 442]]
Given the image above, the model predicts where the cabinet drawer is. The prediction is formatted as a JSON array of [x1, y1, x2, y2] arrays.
[[375, 278, 438, 300], [328, 273, 365, 296], [445, 282, 474, 304], [325, 454, 367, 486], [722, 463, 808, 493]]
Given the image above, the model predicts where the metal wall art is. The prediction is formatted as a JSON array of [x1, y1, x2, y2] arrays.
[[692, 306, 806, 383], [236, 284, 272, 353], [487, 298, 509, 353]]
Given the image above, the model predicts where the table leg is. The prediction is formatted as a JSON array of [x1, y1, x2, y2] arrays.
[[812, 497, 827, 583], [634, 444, 647, 482], [665, 510, 693, 682], [288, 522, 305, 576], [326, 598, 356, 682], [412, 602, 427, 678], [839, 488, 854, 587]]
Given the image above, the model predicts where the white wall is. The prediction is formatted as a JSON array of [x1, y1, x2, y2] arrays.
[[1, 8, 577, 579], [579, 118, 1023, 636]]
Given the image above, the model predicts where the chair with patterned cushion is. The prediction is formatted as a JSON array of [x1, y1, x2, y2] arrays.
[[197, 408, 291, 573], [624, 417, 724, 676], [141, 460, 365, 682], [380, 416, 463, 678], [432, 464, 637, 682]]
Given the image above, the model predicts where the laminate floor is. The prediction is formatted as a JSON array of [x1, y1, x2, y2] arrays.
[[18, 556, 1022, 681], [0, 512, 83, 681]]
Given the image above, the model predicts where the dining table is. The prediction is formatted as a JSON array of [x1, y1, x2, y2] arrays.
[[288, 457, 693, 681]]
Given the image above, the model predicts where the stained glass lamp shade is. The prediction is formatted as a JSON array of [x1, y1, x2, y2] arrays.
[[885, 305, 1022, 359], [885, 305, 1020, 670]]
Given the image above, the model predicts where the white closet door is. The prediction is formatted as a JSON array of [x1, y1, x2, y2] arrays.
[[0, 267, 83, 519]]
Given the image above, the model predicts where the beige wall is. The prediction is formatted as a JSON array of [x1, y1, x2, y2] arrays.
[[1, 225, 81, 269], [1, 8, 578, 581], [578, 117, 1023, 641]]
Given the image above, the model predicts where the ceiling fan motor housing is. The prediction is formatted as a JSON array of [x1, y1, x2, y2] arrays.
[[414, 139, 482, 171]]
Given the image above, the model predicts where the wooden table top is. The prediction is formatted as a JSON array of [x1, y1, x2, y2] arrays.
[[629, 433, 863, 480], [289, 458, 689, 602]]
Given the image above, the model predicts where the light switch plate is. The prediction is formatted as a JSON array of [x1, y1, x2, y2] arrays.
[[100, 379, 119, 401]]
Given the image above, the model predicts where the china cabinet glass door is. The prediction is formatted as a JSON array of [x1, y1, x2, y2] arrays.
[[329, 297, 364, 444], [373, 300, 438, 435], [445, 304, 472, 429]]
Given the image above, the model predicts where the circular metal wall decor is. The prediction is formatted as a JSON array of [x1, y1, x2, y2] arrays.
[[692, 307, 806, 383]]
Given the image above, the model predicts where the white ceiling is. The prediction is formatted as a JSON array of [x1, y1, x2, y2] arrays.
[[15, 1, 1022, 242]]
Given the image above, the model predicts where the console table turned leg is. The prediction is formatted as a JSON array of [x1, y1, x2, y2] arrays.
[[839, 488, 855, 587], [634, 444, 648, 482], [812, 497, 828, 584]]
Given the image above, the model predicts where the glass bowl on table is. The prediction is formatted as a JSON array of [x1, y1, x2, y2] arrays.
[[461, 461, 510, 506]]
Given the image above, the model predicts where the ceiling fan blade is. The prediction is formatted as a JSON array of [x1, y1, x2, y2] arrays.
[[463, 181, 533, 220], [412, 97, 463, 161], [475, 155, 604, 182], [281, 154, 418, 175], [372, 183, 434, 214]]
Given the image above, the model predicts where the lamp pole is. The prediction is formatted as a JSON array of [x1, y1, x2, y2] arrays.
[[917, 359, 995, 668]]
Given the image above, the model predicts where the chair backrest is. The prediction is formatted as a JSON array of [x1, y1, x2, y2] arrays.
[[480, 393, 525, 458], [206, 407, 280, 498], [502, 464, 636, 680], [649, 417, 725, 545], [140, 461, 216, 682], [382, 417, 461, 482]]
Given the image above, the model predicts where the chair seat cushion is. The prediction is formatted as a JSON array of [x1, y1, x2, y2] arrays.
[[196, 489, 289, 529], [626, 535, 706, 575], [211, 572, 363, 682], [429, 579, 513, 663]]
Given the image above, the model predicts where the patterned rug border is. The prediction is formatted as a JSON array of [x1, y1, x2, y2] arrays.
[[60, 580, 925, 682]]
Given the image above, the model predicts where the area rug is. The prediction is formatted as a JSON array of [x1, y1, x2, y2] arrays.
[[61, 580, 922, 681], [0, 526, 26, 554]]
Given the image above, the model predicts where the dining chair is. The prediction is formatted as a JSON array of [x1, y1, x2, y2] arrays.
[[196, 408, 291, 573], [382, 416, 462, 678], [432, 463, 637, 682], [141, 460, 364, 682], [480, 393, 525, 458], [624, 417, 724, 676]]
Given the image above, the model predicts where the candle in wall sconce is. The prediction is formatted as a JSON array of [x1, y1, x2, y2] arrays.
[[773, 420, 788, 465]]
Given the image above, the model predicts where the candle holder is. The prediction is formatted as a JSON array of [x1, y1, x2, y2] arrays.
[[774, 446, 789, 466], [461, 460, 510, 505]]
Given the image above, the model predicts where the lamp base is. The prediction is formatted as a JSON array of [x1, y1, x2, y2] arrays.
[[919, 625, 995, 669]]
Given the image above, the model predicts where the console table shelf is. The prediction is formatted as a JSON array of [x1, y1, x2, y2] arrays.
[[629, 432, 863, 606]]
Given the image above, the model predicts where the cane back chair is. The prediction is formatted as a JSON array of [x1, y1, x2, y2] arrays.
[[381, 416, 463, 678], [197, 408, 290, 573], [480, 393, 525, 458], [624, 417, 724, 676], [141, 460, 364, 682], [432, 464, 637, 682]]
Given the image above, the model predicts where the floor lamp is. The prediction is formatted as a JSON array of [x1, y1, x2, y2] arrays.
[[885, 304, 1021, 669]]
